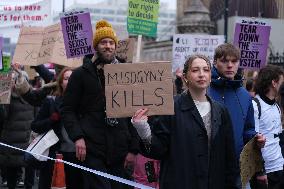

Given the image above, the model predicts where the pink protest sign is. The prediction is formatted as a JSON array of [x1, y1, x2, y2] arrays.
[[233, 20, 271, 70], [60, 11, 95, 58]]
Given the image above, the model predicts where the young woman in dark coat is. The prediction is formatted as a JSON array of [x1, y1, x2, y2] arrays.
[[132, 55, 238, 189], [31, 67, 82, 189]]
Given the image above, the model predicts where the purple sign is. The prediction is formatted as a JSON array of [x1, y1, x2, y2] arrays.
[[0, 37, 3, 70], [61, 11, 94, 58], [234, 22, 271, 70]]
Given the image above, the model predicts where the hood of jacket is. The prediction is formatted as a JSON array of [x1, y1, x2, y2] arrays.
[[211, 66, 244, 89]]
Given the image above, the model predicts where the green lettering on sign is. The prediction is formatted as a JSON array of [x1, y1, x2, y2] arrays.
[[127, 0, 160, 37]]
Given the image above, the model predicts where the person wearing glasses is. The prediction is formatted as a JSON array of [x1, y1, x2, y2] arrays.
[[207, 43, 266, 188]]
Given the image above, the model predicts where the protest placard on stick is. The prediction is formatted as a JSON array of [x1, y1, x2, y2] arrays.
[[60, 11, 94, 58], [172, 34, 225, 72], [234, 19, 271, 70], [116, 38, 135, 63], [127, 0, 160, 37]]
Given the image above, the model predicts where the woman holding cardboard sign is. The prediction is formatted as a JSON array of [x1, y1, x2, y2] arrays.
[[132, 54, 238, 189]]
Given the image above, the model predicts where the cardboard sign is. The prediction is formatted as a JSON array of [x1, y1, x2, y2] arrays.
[[0, 72, 12, 104], [127, 0, 160, 37], [116, 38, 135, 63], [240, 136, 263, 189], [104, 62, 174, 118], [60, 11, 94, 58], [172, 34, 225, 72], [234, 19, 271, 70], [13, 26, 44, 66], [13, 24, 82, 67]]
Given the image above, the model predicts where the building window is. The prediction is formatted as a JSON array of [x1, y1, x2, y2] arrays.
[[116, 17, 126, 22], [160, 20, 168, 25], [102, 9, 115, 14], [159, 13, 168, 18], [117, 10, 127, 15], [103, 17, 114, 21]]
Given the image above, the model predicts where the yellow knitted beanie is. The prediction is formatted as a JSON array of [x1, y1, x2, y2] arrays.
[[93, 20, 118, 48]]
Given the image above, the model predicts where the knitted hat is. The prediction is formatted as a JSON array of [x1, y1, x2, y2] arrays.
[[93, 20, 118, 48]]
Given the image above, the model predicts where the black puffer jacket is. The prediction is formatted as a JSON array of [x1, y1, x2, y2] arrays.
[[62, 56, 139, 165], [0, 96, 34, 167]]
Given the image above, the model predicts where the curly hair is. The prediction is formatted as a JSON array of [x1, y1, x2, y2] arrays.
[[254, 65, 284, 95], [183, 54, 211, 75]]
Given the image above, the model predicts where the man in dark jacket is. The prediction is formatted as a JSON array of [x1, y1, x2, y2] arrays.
[[61, 20, 139, 189], [207, 43, 266, 188]]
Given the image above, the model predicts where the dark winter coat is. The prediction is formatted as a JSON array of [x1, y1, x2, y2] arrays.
[[207, 66, 256, 160], [31, 96, 75, 154], [62, 56, 139, 165], [0, 96, 34, 167], [30, 96, 63, 157], [22, 87, 53, 107], [142, 91, 238, 189], [22, 65, 55, 107]]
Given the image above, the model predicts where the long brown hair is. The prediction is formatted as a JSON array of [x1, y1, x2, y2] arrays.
[[54, 67, 73, 96]]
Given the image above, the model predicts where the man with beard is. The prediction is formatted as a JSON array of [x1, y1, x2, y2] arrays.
[[62, 20, 139, 189]]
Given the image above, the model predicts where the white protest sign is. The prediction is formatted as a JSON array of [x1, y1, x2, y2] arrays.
[[172, 34, 225, 72], [0, 0, 52, 43]]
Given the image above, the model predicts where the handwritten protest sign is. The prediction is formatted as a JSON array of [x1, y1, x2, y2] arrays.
[[240, 136, 263, 189], [116, 38, 135, 63], [104, 62, 174, 118], [234, 19, 271, 70], [13, 24, 82, 67], [172, 34, 225, 72], [60, 11, 94, 58], [0, 72, 12, 104], [127, 0, 160, 37]]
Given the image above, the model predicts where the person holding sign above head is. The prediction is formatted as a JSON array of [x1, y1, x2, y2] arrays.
[[207, 43, 266, 188], [132, 54, 238, 189], [61, 20, 139, 189]]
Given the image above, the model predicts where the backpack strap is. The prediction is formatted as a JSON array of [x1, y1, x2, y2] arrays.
[[275, 102, 281, 115], [253, 97, 281, 120], [252, 97, 261, 119]]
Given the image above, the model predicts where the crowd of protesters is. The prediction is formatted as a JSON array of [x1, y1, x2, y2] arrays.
[[0, 19, 284, 189]]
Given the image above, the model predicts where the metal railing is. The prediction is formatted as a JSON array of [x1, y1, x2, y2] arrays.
[[268, 52, 284, 67]]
